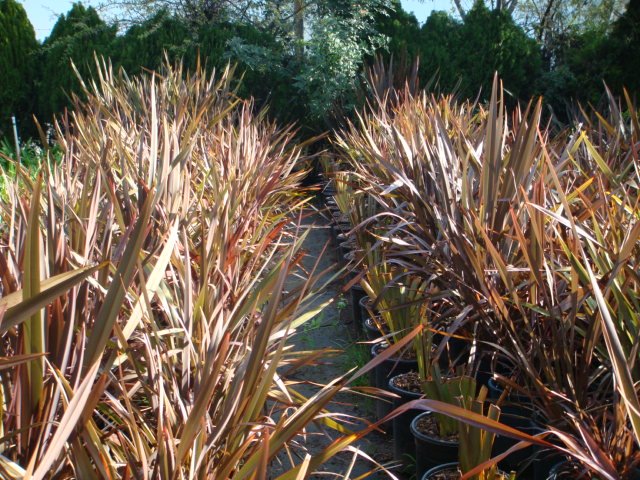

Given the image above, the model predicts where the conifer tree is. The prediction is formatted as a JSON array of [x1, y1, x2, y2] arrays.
[[0, 0, 39, 137], [37, 3, 116, 123]]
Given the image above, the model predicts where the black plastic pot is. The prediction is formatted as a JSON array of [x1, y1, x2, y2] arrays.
[[487, 377, 531, 404], [363, 316, 385, 341], [333, 221, 352, 234], [475, 350, 495, 390], [388, 373, 423, 468], [342, 251, 355, 270], [336, 232, 350, 244], [349, 284, 366, 333], [328, 224, 338, 246], [421, 462, 459, 479], [326, 204, 340, 217], [533, 448, 566, 479], [359, 295, 374, 322], [486, 377, 537, 474], [330, 209, 346, 222], [371, 343, 418, 424], [545, 461, 590, 479], [330, 222, 351, 247], [338, 240, 355, 260], [475, 350, 518, 389], [344, 266, 357, 286], [360, 295, 383, 341], [411, 411, 458, 476], [523, 411, 564, 479], [421, 462, 510, 480]]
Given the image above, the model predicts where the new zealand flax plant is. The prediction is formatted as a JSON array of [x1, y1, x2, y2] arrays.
[[339, 60, 640, 477], [336, 73, 597, 472], [422, 376, 516, 480], [521, 91, 640, 478], [359, 257, 429, 346], [336, 76, 489, 443], [435, 86, 640, 477], [338, 80, 525, 388], [453, 378, 518, 480], [0, 57, 402, 479], [419, 158, 640, 478]]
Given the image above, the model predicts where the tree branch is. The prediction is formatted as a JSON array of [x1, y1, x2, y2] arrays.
[[506, 0, 518, 14], [452, 0, 467, 19], [537, 0, 554, 42]]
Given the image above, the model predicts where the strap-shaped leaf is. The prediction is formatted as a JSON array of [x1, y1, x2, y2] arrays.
[[0, 263, 106, 334], [83, 192, 154, 370]]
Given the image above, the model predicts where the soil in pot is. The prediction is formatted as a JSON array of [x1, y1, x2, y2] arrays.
[[389, 371, 423, 468], [411, 411, 459, 477], [371, 343, 418, 425]]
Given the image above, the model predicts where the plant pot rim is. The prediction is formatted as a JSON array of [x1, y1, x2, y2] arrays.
[[388, 372, 423, 398], [487, 377, 532, 405], [422, 462, 459, 479], [359, 294, 373, 308], [422, 462, 510, 480], [371, 342, 417, 364], [363, 316, 384, 331], [410, 411, 459, 446], [546, 460, 583, 479]]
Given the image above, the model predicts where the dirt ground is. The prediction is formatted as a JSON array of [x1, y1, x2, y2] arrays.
[[270, 204, 397, 479]]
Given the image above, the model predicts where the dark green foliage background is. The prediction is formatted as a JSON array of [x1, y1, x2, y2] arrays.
[[36, 3, 117, 124], [0, 0, 39, 137], [1, 0, 639, 140]]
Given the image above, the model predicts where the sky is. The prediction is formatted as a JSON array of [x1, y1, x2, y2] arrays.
[[20, 0, 454, 41]]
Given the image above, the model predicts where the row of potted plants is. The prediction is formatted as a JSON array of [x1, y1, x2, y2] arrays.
[[324, 171, 507, 476], [0, 59, 399, 478], [321, 74, 639, 479], [323, 180, 530, 479]]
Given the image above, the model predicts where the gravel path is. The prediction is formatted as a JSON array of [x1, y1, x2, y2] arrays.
[[270, 205, 396, 479]]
